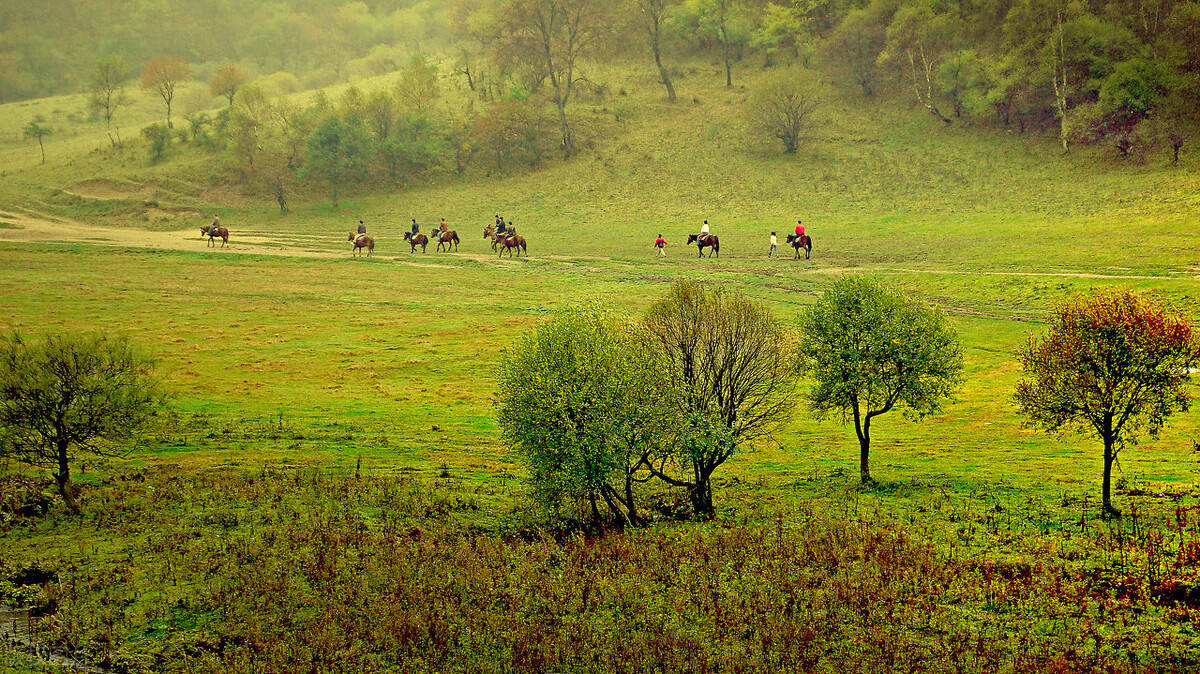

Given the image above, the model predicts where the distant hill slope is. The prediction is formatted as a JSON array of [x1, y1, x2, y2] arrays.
[[1, 60, 1197, 276]]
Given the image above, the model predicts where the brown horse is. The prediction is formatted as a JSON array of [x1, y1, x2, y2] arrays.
[[200, 225, 229, 247], [484, 224, 515, 251], [434, 230, 460, 252], [348, 232, 374, 257], [785, 233, 813, 260], [498, 234, 526, 257], [404, 231, 429, 253], [686, 233, 719, 258]]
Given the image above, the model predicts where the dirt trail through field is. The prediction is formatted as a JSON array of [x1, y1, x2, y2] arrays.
[[1, 209, 1195, 281], [0, 209, 349, 259]]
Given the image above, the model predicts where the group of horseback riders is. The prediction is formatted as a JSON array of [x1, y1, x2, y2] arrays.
[[656, 219, 812, 260]]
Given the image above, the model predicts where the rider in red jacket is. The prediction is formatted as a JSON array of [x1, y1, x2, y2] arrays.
[[795, 220, 805, 238]]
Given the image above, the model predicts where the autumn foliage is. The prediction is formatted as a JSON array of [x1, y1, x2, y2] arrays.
[[1016, 289, 1200, 517]]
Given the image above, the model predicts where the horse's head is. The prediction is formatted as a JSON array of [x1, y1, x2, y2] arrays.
[[404, 231, 412, 240], [201, 226, 210, 235], [348, 232, 357, 242], [686, 234, 698, 245]]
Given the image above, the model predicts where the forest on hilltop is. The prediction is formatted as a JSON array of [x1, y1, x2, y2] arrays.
[[4, 0, 1199, 208]]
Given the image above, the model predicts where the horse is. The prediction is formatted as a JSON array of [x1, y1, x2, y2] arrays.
[[404, 231, 429, 253], [686, 233, 719, 258], [348, 232, 374, 257], [434, 230, 460, 252], [498, 234, 526, 258], [200, 225, 229, 247], [484, 224, 515, 251], [786, 233, 813, 260]]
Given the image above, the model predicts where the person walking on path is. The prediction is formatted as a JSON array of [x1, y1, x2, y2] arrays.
[[768, 232, 778, 258], [655, 234, 668, 258]]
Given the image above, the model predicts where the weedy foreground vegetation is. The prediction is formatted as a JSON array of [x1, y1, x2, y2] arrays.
[[3, 0, 1200, 669]]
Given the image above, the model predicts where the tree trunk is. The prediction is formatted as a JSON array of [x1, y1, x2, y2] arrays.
[[55, 440, 80, 515], [557, 101, 571, 158], [854, 404, 871, 483], [652, 40, 675, 102], [1102, 435, 1119, 518], [690, 480, 714, 519]]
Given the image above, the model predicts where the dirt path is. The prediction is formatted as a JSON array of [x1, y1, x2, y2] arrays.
[[0, 209, 348, 259], [2, 209, 1196, 282]]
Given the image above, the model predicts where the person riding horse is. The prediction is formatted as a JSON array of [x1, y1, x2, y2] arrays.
[[699, 219, 710, 240], [411, 219, 419, 236], [358, 220, 367, 235]]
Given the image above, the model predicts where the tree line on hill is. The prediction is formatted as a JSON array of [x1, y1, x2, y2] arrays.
[[6, 0, 1199, 165]]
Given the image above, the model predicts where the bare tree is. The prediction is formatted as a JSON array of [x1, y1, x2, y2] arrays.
[[748, 68, 823, 153], [500, 0, 610, 158], [638, 0, 677, 101], [88, 56, 129, 147], [140, 55, 193, 128], [210, 63, 251, 107], [644, 281, 796, 518]]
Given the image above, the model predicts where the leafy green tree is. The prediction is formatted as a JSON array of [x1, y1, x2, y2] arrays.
[[799, 276, 963, 483], [0, 332, 166, 514], [141, 123, 171, 162], [879, 0, 962, 123], [936, 49, 990, 119], [22, 121, 51, 164], [1139, 87, 1200, 163], [472, 100, 544, 172], [87, 56, 130, 147], [671, 0, 754, 87], [1015, 289, 1200, 518], [395, 56, 441, 116], [645, 281, 796, 518], [498, 306, 669, 526], [747, 67, 824, 153], [300, 115, 372, 207], [380, 115, 445, 183], [140, 55, 192, 128], [822, 1, 895, 97], [364, 89, 398, 141]]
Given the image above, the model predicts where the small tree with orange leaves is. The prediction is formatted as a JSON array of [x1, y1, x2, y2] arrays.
[[1016, 289, 1200, 518], [140, 55, 192, 128]]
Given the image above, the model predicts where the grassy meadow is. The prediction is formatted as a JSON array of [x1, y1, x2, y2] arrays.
[[3, 59, 1200, 671]]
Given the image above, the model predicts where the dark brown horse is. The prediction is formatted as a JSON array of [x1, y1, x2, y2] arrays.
[[435, 230, 460, 252], [348, 232, 374, 257], [201, 225, 229, 247], [404, 231, 428, 253], [786, 233, 813, 259], [686, 233, 719, 258], [498, 234, 526, 257]]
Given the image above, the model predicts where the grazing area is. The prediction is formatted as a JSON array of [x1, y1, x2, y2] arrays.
[[3, 0, 1200, 670]]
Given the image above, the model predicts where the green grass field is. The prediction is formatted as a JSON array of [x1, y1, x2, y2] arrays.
[[3, 59, 1200, 671]]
